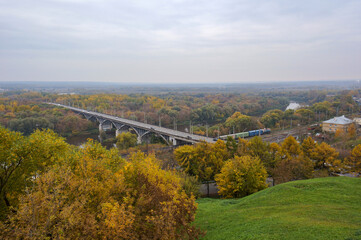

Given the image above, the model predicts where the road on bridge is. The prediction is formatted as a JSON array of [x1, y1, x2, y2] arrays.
[[48, 103, 216, 144]]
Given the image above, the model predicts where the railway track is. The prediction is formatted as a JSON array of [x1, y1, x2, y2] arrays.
[[261, 126, 310, 143]]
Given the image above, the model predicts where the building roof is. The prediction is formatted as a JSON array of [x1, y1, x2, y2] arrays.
[[286, 102, 301, 111], [323, 115, 353, 125]]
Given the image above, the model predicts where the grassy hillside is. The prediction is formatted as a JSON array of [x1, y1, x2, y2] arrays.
[[195, 177, 361, 240]]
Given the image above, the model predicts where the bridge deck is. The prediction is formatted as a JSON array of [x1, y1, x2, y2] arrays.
[[49, 103, 216, 143]]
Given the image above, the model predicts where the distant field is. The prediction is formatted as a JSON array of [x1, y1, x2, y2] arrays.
[[195, 177, 361, 240]]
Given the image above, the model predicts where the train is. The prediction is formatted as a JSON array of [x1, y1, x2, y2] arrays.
[[218, 128, 271, 141]]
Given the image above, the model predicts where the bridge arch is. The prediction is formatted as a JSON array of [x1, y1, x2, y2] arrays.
[[140, 131, 170, 146], [114, 124, 140, 138]]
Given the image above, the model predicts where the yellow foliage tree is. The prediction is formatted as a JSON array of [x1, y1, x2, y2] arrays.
[[236, 138, 250, 156], [215, 155, 268, 198], [272, 136, 313, 184], [311, 142, 341, 172], [0, 127, 69, 218], [301, 136, 317, 159], [345, 144, 361, 174], [248, 136, 273, 170], [281, 135, 302, 158], [175, 140, 228, 182], [348, 124, 357, 139], [116, 131, 138, 150], [334, 129, 346, 141], [1, 143, 202, 239]]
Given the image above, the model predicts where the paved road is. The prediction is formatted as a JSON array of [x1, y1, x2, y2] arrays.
[[48, 103, 216, 144]]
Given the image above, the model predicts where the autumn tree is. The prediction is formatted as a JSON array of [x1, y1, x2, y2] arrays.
[[1, 143, 202, 239], [116, 131, 138, 150], [301, 136, 317, 159], [345, 144, 361, 174], [225, 112, 257, 132], [311, 142, 341, 173], [174, 140, 228, 182], [55, 113, 90, 135], [215, 155, 268, 198], [334, 129, 346, 141], [0, 127, 69, 218], [247, 136, 273, 170], [281, 135, 302, 158], [226, 136, 238, 158], [348, 124, 357, 139], [236, 138, 250, 156], [272, 136, 313, 184], [260, 109, 283, 128], [269, 142, 282, 163]]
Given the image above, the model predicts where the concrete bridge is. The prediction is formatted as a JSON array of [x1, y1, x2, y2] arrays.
[[49, 103, 216, 145]]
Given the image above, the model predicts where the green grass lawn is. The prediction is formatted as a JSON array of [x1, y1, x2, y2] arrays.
[[195, 177, 361, 240]]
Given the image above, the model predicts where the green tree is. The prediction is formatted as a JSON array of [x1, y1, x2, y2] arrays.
[[116, 132, 138, 150], [225, 112, 256, 132], [260, 109, 283, 128], [174, 140, 228, 182], [215, 155, 268, 198], [295, 109, 314, 123], [0, 127, 68, 218], [8, 117, 54, 135]]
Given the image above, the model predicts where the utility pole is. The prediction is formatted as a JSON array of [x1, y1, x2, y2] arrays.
[[144, 112, 146, 123], [159, 114, 161, 127], [217, 126, 220, 138]]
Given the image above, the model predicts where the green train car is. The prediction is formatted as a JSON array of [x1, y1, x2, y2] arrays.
[[235, 132, 249, 138]]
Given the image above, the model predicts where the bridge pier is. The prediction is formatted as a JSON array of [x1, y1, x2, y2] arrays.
[[98, 123, 105, 143], [169, 136, 177, 146], [137, 136, 142, 144]]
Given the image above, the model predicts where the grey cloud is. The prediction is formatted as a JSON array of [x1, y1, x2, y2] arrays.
[[0, 0, 360, 83]]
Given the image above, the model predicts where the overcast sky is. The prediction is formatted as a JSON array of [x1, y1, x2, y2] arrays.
[[0, 0, 360, 83]]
